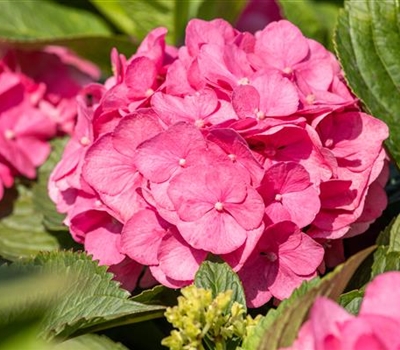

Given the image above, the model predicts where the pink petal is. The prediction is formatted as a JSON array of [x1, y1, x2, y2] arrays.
[[360, 272, 400, 321], [309, 297, 354, 349], [279, 231, 324, 276], [282, 186, 320, 228], [70, 210, 125, 266], [207, 128, 264, 185], [108, 258, 143, 292], [255, 20, 309, 70], [252, 72, 299, 116], [149, 265, 192, 289], [124, 57, 157, 97], [267, 262, 312, 300], [112, 112, 163, 158], [83, 134, 137, 196], [224, 188, 265, 230], [167, 164, 247, 222], [121, 209, 171, 265], [232, 84, 260, 119], [135, 122, 208, 183], [158, 231, 208, 281], [238, 255, 273, 308], [177, 210, 248, 254]]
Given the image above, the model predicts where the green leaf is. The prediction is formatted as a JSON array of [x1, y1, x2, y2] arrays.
[[241, 278, 320, 350], [90, 0, 176, 43], [0, 324, 51, 350], [194, 260, 247, 311], [11, 251, 165, 340], [371, 247, 400, 279], [0, 0, 136, 74], [0, 267, 68, 350], [90, 0, 247, 46], [243, 246, 375, 350], [2, 35, 136, 77], [0, 186, 60, 261], [196, 0, 247, 26], [370, 214, 400, 278], [131, 285, 180, 307], [334, 0, 400, 167], [339, 290, 364, 315], [0, 0, 111, 40], [376, 214, 400, 252], [32, 138, 68, 232], [278, 0, 342, 51], [54, 334, 128, 350], [0, 269, 67, 329]]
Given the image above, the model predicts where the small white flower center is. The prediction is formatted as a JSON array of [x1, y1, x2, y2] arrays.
[[283, 67, 293, 75], [325, 138, 334, 148], [238, 77, 250, 85], [306, 94, 315, 105], [195, 119, 205, 128], [264, 146, 276, 158], [254, 108, 265, 120], [274, 193, 283, 202], [228, 154, 237, 162], [145, 88, 154, 97], [214, 201, 224, 212], [263, 251, 277, 262], [179, 158, 186, 167], [4, 129, 15, 140], [80, 136, 91, 146]]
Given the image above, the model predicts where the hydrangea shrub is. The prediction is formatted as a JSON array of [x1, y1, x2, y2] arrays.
[[49, 19, 388, 307]]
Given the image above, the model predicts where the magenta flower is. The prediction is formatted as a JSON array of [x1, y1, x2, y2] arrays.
[[238, 221, 324, 307], [134, 122, 212, 184], [283, 272, 400, 350], [258, 162, 321, 228], [253, 20, 334, 91], [167, 163, 265, 254], [151, 88, 236, 127], [121, 209, 173, 266], [232, 72, 299, 119], [3, 46, 100, 134], [207, 128, 264, 185], [0, 98, 55, 179]]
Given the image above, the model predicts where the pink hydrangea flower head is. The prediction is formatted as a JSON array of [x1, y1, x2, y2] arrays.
[[47, 17, 389, 296]]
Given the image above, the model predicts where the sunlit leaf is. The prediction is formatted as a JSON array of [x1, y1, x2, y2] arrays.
[[0, 0, 136, 74], [278, 0, 342, 51], [0, 186, 60, 261], [194, 260, 247, 310], [54, 334, 128, 350], [10, 251, 165, 340], [335, 0, 400, 166]]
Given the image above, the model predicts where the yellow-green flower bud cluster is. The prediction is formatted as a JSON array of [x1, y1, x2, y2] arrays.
[[162, 285, 260, 350]]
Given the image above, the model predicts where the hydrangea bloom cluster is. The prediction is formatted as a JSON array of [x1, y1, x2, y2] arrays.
[[0, 46, 99, 200], [49, 19, 389, 307], [282, 272, 400, 350]]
